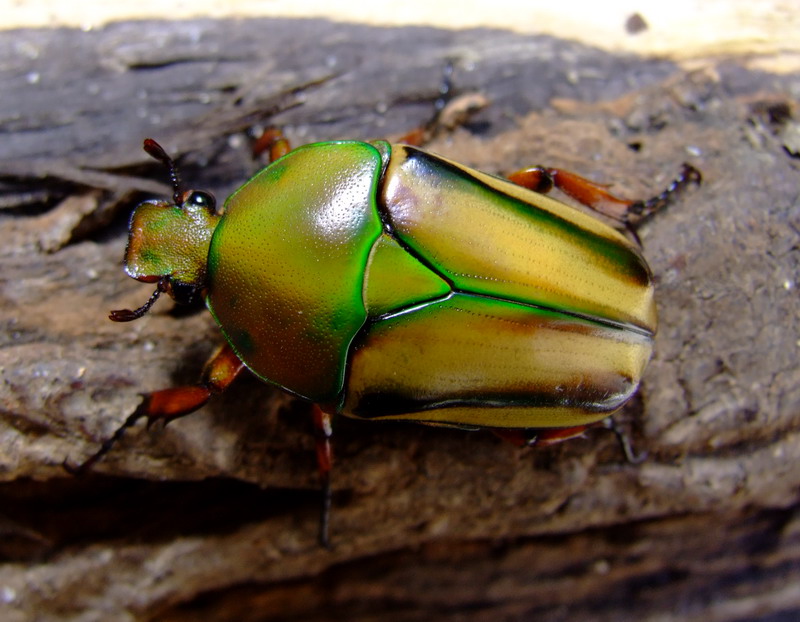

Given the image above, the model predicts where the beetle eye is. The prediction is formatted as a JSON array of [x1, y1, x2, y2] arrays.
[[184, 190, 216, 211]]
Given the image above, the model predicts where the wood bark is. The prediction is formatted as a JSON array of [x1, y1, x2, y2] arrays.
[[0, 18, 799, 622]]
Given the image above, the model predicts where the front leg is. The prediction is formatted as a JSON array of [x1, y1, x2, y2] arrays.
[[67, 342, 245, 473]]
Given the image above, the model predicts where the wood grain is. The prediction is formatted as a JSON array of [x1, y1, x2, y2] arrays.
[[0, 18, 798, 622]]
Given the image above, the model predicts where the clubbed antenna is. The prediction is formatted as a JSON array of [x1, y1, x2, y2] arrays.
[[143, 138, 185, 205], [109, 280, 166, 322]]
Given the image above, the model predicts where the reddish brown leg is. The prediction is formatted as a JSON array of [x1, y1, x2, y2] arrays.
[[311, 405, 334, 548], [397, 62, 489, 147], [398, 94, 490, 146], [252, 127, 292, 162], [396, 127, 429, 148], [67, 343, 245, 474], [508, 164, 701, 225], [492, 419, 644, 463], [492, 424, 600, 448]]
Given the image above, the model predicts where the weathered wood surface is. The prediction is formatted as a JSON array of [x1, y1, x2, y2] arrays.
[[1, 18, 799, 622]]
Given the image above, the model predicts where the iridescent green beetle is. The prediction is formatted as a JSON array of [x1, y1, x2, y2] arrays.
[[76, 131, 699, 544]]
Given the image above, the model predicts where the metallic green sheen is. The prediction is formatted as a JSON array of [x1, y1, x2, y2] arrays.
[[124, 201, 220, 288], [343, 292, 653, 427], [363, 233, 451, 316], [380, 146, 656, 334], [206, 142, 384, 403]]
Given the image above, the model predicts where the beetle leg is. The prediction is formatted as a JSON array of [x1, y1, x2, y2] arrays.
[[252, 127, 292, 162], [492, 424, 600, 448], [311, 405, 334, 548], [508, 164, 701, 225], [493, 420, 646, 464], [397, 62, 455, 146], [398, 61, 489, 147], [66, 343, 245, 474], [601, 418, 647, 464]]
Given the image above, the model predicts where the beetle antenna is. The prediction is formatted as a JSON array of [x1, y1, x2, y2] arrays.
[[109, 280, 166, 322], [143, 138, 185, 205]]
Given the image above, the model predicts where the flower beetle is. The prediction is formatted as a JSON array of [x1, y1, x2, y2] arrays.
[[75, 130, 699, 545]]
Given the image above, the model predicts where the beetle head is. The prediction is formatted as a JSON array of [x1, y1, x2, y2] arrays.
[[109, 139, 221, 322]]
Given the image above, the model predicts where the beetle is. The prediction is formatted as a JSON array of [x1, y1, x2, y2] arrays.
[[73, 129, 700, 545]]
